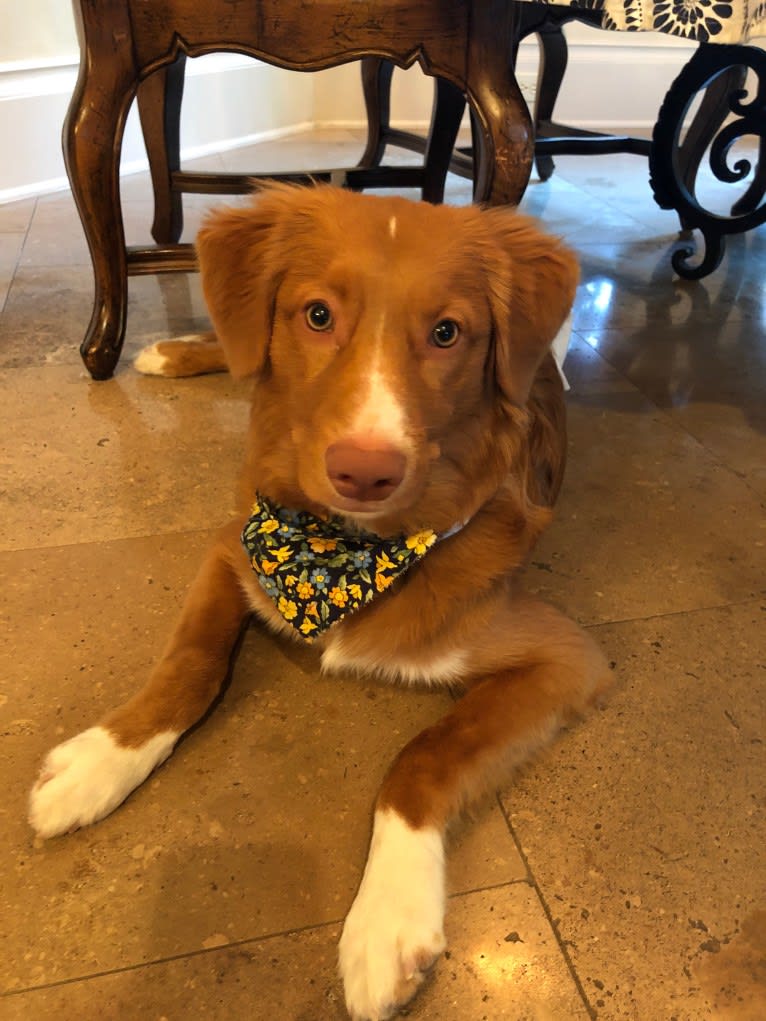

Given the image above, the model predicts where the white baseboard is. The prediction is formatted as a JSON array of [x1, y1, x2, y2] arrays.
[[0, 55, 313, 204], [0, 37, 695, 204]]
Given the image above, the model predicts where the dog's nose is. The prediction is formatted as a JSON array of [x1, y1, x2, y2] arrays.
[[326, 441, 406, 503]]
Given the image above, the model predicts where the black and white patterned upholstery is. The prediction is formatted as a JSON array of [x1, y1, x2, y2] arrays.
[[533, 1, 766, 42]]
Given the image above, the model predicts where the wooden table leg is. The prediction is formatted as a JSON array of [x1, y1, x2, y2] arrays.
[[422, 78, 466, 203], [358, 58, 396, 170], [467, 1, 533, 206], [138, 54, 187, 245], [65, 4, 137, 380]]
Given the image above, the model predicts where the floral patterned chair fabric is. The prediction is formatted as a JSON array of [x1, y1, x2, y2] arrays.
[[537, 1, 766, 43]]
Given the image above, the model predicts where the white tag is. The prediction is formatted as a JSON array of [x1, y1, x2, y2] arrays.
[[550, 312, 573, 391]]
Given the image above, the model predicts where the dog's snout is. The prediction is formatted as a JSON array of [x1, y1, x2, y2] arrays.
[[326, 441, 406, 503]]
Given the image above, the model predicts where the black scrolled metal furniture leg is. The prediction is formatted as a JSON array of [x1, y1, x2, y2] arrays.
[[650, 43, 766, 280], [675, 63, 747, 230], [533, 25, 568, 182]]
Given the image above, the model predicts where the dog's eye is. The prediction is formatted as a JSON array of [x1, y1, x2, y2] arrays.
[[431, 319, 460, 348], [305, 302, 334, 332]]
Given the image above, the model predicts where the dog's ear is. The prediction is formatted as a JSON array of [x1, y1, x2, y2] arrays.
[[196, 186, 300, 378], [483, 208, 579, 408]]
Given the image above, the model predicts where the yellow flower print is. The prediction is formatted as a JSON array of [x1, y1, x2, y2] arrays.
[[347, 583, 363, 601], [284, 574, 297, 588], [261, 560, 278, 576], [308, 537, 338, 553], [274, 545, 292, 564], [306, 601, 319, 619], [375, 572, 395, 593], [376, 551, 396, 572], [329, 587, 348, 607], [277, 596, 298, 621], [406, 529, 437, 555], [258, 518, 280, 534], [296, 580, 315, 600], [300, 618, 318, 636]]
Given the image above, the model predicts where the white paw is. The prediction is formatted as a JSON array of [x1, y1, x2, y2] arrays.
[[133, 342, 169, 376], [134, 333, 209, 376], [29, 726, 178, 838], [339, 809, 446, 1021]]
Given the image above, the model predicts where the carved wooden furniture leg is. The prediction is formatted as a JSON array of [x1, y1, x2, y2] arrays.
[[422, 78, 467, 202], [358, 58, 396, 169], [469, 2, 533, 206], [357, 11, 570, 200], [359, 58, 469, 201], [650, 43, 766, 278], [137, 54, 187, 244], [65, 2, 137, 380]]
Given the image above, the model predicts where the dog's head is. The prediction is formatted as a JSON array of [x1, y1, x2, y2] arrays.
[[197, 185, 577, 535]]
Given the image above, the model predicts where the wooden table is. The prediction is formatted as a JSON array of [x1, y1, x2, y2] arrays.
[[66, 0, 766, 379], [67, 0, 538, 379]]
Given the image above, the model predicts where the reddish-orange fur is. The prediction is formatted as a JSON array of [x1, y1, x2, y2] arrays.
[[118, 186, 612, 825], [55, 185, 615, 1017], [145, 332, 225, 376], [120, 185, 610, 849]]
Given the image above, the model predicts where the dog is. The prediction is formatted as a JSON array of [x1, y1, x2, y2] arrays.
[[29, 184, 611, 1020]]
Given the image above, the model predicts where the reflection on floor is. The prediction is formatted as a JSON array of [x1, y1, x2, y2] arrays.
[[1, 129, 764, 1020]]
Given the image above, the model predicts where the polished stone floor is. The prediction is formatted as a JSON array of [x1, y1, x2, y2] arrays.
[[1, 129, 764, 1021]]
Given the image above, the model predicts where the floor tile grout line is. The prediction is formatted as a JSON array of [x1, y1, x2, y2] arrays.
[[1, 877, 533, 1001], [447, 876, 531, 900], [566, 331, 685, 426], [1, 196, 37, 319], [1, 915, 343, 1000], [580, 593, 764, 631], [0, 524, 223, 559], [551, 164, 671, 233], [566, 329, 766, 502], [495, 792, 598, 1021]]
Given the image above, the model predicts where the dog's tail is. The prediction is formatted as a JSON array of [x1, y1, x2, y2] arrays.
[[134, 332, 228, 377]]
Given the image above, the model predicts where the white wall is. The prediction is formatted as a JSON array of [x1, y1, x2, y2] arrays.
[[1, 6, 698, 203], [313, 24, 695, 133], [0, 2, 79, 66], [0, 1, 318, 201]]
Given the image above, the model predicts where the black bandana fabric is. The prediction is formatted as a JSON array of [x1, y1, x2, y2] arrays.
[[241, 494, 439, 641]]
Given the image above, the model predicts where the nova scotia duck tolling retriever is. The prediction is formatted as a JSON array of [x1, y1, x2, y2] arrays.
[[30, 184, 612, 1021]]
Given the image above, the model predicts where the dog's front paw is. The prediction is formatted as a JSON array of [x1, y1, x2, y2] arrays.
[[339, 809, 446, 1020], [29, 726, 177, 838]]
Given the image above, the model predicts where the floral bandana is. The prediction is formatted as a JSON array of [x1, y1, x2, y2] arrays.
[[241, 493, 444, 641]]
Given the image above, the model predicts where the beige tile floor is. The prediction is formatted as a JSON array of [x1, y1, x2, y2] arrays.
[[1, 129, 765, 1021]]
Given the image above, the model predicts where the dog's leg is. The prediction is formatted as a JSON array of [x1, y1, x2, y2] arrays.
[[29, 524, 250, 838], [339, 601, 612, 1021], [134, 332, 227, 377]]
